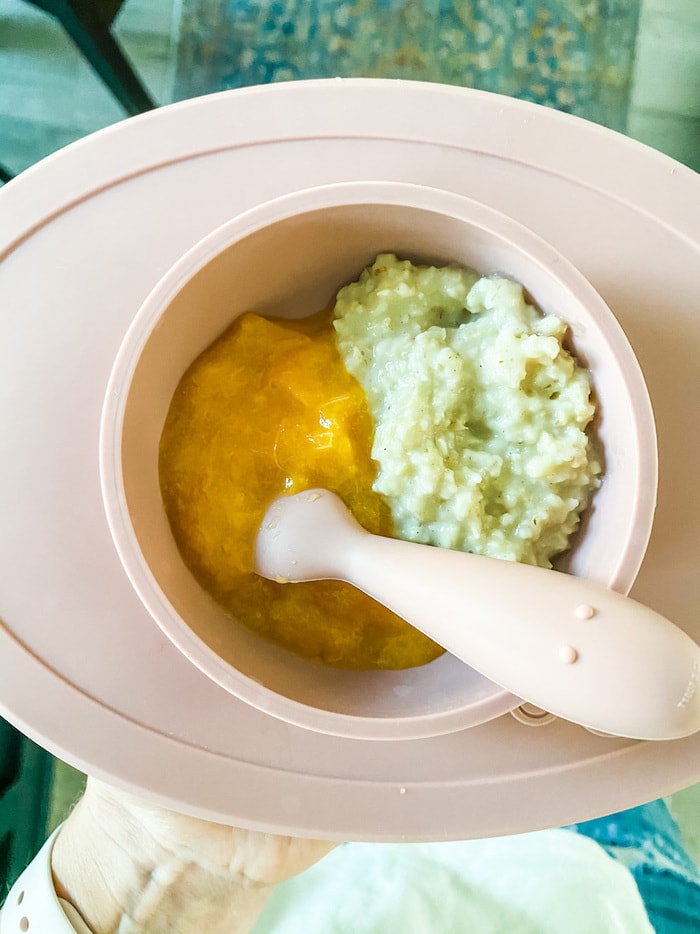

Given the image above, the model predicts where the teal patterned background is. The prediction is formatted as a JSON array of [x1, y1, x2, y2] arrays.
[[176, 0, 641, 130]]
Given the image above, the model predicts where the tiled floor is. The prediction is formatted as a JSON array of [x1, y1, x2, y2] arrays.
[[0, 0, 179, 176], [1, 0, 699, 871], [629, 0, 700, 171]]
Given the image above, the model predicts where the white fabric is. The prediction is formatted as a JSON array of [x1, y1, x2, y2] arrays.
[[253, 829, 655, 934], [0, 827, 93, 934], [0, 827, 655, 933]]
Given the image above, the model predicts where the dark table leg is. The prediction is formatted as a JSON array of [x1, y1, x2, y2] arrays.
[[56, 7, 157, 115], [23, 0, 157, 116]]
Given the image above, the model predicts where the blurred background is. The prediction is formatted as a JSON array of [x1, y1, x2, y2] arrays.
[[1, 0, 699, 929], [1, 0, 699, 180]]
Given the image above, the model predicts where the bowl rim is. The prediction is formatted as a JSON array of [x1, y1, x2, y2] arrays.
[[99, 179, 658, 740]]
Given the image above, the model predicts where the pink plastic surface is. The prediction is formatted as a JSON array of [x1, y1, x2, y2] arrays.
[[0, 81, 699, 841], [99, 180, 656, 742]]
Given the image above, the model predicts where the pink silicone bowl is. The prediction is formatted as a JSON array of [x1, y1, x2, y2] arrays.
[[99, 181, 657, 741]]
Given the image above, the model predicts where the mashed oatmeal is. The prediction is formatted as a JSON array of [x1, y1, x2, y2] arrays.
[[333, 254, 601, 567]]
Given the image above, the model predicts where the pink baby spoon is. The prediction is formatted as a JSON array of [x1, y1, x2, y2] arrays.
[[256, 489, 700, 741]]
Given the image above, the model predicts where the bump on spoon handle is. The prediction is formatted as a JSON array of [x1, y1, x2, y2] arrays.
[[343, 533, 700, 741]]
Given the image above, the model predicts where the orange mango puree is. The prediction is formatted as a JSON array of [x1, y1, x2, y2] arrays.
[[159, 309, 443, 669]]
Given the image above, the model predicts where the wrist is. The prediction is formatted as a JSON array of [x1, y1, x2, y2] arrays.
[[51, 788, 161, 933], [50, 781, 283, 934]]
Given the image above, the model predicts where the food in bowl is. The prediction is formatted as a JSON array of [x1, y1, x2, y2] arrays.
[[334, 254, 601, 565], [101, 181, 656, 739], [159, 298, 440, 670], [158, 253, 601, 670]]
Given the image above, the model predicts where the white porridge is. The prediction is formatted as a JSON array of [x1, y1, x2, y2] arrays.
[[333, 253, 602, 567]]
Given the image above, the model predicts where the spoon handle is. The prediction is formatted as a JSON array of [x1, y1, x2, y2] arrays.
[[343, 532, 700, 740], [256, 489, 700, 740]]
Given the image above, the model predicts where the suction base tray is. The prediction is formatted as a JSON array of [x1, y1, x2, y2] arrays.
[[1, 80, 699, 841]]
